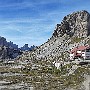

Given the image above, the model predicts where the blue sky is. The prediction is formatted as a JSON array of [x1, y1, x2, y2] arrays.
[[0, 0, 90, 47]]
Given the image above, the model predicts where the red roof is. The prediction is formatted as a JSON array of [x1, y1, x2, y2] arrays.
[[71, 45, 90, 53]]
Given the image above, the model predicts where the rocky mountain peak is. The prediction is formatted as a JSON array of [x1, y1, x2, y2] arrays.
[[53, 10, 90, 38]]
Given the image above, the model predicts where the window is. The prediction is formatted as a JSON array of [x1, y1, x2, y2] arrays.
[[86, 49, 90, 52], [82, 50, 85, 52]]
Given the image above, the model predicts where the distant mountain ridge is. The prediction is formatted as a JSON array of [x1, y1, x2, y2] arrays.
[[0, 36, 18, 49], [20, 44, 35, 51], [19, 10, 90, 61], [0, 36, 21, 59], [0, 36, 36, 59]]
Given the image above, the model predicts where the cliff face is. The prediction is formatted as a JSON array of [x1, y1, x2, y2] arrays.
[[20, 10, 90, 61]]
